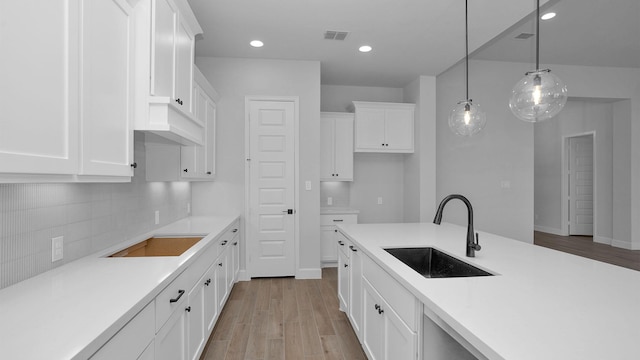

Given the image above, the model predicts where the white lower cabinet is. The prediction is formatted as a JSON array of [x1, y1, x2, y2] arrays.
[[155, 301, 188, 360], [339, 234, 421, 360], [90, 301, 155, 359], [203, 265, 219, 334], [187, 278, 206, 360], [321, 213, 357, 264], [363, 278, 417, 360]]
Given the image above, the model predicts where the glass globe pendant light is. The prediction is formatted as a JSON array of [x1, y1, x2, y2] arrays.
[[509, 0, 567, 122], [448, 0, 486, 137]]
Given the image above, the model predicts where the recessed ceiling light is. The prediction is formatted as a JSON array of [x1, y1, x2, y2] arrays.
[[359, 45, 372, 53], [541, 12, 556, 20], [250, 40, 264, 48]]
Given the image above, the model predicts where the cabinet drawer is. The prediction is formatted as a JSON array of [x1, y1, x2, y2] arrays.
[[216, 221, 240, 257], [184, 241, 217, 291], [321, 214, 358, 226], [90, 301, 155, 359], [156, 268, 191, 332], [363, 255, 419, 331]]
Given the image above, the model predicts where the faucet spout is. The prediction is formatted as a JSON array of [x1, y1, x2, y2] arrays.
[[433, 194, 481, 257]]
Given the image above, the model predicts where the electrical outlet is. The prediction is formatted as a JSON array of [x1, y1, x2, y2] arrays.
[[327, 197, 333, 206], [377, 197, 383, 205], [305, 181, 312, 191], [155, 210, 160, 225], [51, 236, 63, 262], [187, 202, 191, 214]]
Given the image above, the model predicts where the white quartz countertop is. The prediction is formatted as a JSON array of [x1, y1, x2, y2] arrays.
[[0, 215, 239, 360], [337, 222, 640, 360]]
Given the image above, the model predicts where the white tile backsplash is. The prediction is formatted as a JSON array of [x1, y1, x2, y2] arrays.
[[0, 134, 191, 290]]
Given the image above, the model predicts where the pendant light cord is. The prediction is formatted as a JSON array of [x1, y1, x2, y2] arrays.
[[535, 0, 540, 70], [465, 0, 469, 101]]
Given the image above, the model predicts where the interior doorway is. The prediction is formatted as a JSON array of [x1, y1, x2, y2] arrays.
[[245, 97, 299, 278], [563, 133, 595, 236]]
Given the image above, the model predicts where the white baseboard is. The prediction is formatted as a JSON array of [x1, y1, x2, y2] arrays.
[[321, 262, 337, 268], [593, 236, 612, 245], [611, 239, 634, 250], [534, 225, 566, 236], [296, 268, 322, 279], [237, 270, 250, 281]]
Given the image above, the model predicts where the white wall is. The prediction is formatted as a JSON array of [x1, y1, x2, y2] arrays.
[[320, 84, 407, 223], [534, 100, 614, 243], [437, 60, 535, 242], [403, 76, 437, 223], [437, 59, 640, 247], [192, 57, 322, 275], [0, 134, 191, 289]]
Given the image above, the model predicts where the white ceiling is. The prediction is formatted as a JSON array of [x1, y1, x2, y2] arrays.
[[474, 0, 640, 69], [187, 0, 639, 88]]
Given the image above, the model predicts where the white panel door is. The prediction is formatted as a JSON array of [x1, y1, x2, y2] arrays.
[[80, 0, 134, 176], [569, 135, 594, 236], [248, 99, 296, 277], [0, 0, 78, 174]]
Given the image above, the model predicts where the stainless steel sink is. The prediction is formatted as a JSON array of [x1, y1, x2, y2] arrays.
[[384, 247, 493, 278]]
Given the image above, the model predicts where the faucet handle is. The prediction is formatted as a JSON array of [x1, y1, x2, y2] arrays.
[[472, 233, 482, 251]]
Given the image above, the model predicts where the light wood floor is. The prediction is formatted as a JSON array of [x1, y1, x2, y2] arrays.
[[200, 267, 366, 360], [534, 231, 640, 271]]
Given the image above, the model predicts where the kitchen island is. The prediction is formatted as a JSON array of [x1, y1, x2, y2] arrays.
[[338, 222, 640, 360], [0, 215, 239, 360]]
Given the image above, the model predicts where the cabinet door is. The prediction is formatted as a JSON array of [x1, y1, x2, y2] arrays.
[[232, 235, 240, 282], [181, 86, 207, 178], [320, 227, 337, 262], [333, 116, 354, 180], [174, 18, 194, 113], [150, 0, 176, 98], [0, 0, 78, 174], [362, 279, 384, 360], [187, 282, 206, 360], [348, 244, 363, 341], [355, 108, 385, 151], [319, 117, 335, 180], [216, 251, 229, 310], [203, 266, 218, 334], [337, 249, 350, 312], [156, 304, 188, 360], [383, 301, 418, 360], [80, 0, 134, 176], [204, 100, 217, 177], [384, 107, 414, 152]]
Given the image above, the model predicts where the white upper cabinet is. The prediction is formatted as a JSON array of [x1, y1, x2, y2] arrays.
[[320, 112, 354, 181], [80, 0, 135, 177], [0, 0, 135, 181], [180, 66, 217, 181], [353, 101, 415, 153], [134, 0, 204, 145], [0, 0, 80, 176]]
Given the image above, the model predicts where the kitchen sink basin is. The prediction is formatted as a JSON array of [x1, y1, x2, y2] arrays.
[[108, 236, 203, 257], [384, 247, 493, 278]]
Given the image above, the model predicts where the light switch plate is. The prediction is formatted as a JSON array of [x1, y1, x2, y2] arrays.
[[327, 197, 333, 205], [377, 197, 383, 205], [52, 236, 63, 262], [155, 210, 160, 225], [305, 181, 312, 191]]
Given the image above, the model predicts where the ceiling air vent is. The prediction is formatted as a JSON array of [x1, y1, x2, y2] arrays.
[[324, 30, 349, 40], [514, 33, 535, 39]]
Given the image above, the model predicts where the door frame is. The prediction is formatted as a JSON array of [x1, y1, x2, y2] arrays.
[[243, 96, 300, 279], [561, 131, 596, 237]]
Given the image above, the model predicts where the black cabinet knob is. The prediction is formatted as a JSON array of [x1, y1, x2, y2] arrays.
[[344, 264, 348, 267], [207, 171, 212, 175], [130, 163, 137, 168], [374, 304, 380, 310], [183, 169, 188, 173], [185, 306, 191, 312], [218, 263, 223, 267]]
